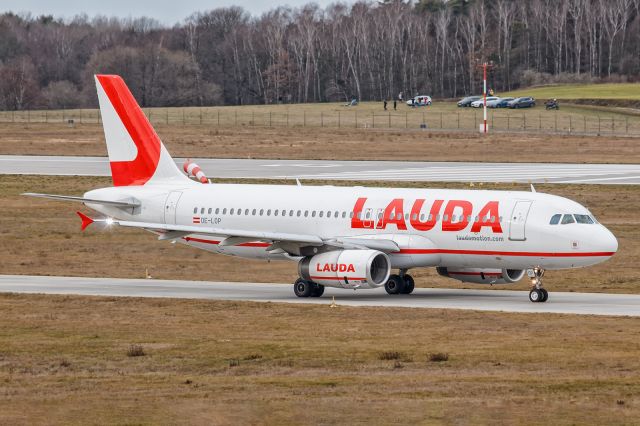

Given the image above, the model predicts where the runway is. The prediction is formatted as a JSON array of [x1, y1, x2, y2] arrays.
[[1, 275, 639, 316], [1, 155, 639, 184]]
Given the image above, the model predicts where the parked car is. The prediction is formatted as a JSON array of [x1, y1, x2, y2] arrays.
[[471, 97, 499, 108], [490, 97, 514, 108], [457, 95, 481, 107], [407, 95, 432, 107], [508, 97, 536, 108]]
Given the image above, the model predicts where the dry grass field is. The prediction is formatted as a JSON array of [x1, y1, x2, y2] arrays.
[[1, 175, 638, 294], [0, 293, 638, 425], [0, 122, 639, 164]]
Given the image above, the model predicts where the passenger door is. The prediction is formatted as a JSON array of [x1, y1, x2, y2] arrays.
[[509, 200, 532, 241]]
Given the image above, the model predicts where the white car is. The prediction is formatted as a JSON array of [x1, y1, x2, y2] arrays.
[[471, 97, 499, 108], [407, 95, 432, 107]]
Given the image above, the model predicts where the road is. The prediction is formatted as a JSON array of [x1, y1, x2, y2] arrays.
[[1, 275, 638, 316], [1, 155, 639, 184]]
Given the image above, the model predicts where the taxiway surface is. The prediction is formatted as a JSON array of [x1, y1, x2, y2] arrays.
[[1, 275, 638, 316], [1, 155, 639, 184]]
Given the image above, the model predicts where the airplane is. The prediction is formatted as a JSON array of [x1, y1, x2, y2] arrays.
[[24, 75, 618, 303]]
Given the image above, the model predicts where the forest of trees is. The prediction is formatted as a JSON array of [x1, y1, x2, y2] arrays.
[[0, 0, 639, 110]]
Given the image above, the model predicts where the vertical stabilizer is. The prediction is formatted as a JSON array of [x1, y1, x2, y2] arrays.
[[94, 75, 190, 186]]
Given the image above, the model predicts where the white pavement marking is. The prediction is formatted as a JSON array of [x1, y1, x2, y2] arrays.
[[1, 155, 639, 184], [1, 275, 639, 317]]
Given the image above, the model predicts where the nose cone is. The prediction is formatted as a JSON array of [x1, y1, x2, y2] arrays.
[[599, 226, 618, 256]]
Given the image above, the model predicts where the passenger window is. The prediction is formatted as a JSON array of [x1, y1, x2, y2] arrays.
[[312, 211, 316, 217], [208, 208, 212, 214], [223, 208, 227, 215], [342, 212, 346, 218], [443, 215, 448, 221], [216, 208, 220, 214], [350, 212, 354, 218], [237, 209, 241, 215], [252, 209, 256, 215], [305, 211, 309, 217], [230, 208, 234, 215], [282, 210, 286, 216], [549, 214, 561, 225], [290, 210, 294, 216], [490, 216, 496, 223], [561, 214, 575, 224], [259, 209, 264, 216], [334, 211, 339, 218], [193, 207, 197, 214], [274, 210, 279, 216], [200, 208, 205, 214], [319, 211, 324, 218], [245, 209, 249, 215], [297, 210, 301, 217], [267, 209, 271, 216]]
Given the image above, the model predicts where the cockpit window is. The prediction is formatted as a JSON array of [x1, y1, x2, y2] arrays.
[[574, 214, 595, 224], [549, 214, 561, 225], [561, 214, 575, 224]]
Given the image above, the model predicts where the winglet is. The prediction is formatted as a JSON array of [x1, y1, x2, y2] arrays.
[[76, 211, 94, 231]]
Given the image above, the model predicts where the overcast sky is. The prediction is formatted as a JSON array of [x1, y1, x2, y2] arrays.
[[2, 0, 347, 25]]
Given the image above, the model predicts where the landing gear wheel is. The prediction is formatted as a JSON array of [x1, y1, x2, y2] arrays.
[[529, 288, 543, 303], [540, 288, 549, 302], [385, 275, 405, 295], [401, 274, 415, 294], [310, 283, 325, 298], [294, 278, 312, 298]]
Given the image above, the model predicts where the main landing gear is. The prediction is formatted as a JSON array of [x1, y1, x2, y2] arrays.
[[527, 268, 548, 303], [385, 270, 415, 295], [293, 278, 324, 298]]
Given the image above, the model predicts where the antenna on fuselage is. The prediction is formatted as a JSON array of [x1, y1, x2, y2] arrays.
[[296, 178, 302, 187]]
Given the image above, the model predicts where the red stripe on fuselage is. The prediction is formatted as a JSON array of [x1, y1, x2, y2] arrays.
[[398, 248, 614, 257], [182, 237, 613, 258]]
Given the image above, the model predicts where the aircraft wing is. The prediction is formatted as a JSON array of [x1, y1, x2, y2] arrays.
[[77, 213, 400, 254], [82, 214, 324, 246]]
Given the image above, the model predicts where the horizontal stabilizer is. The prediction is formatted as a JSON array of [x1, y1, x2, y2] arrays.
[[22, 193, 140, 208]]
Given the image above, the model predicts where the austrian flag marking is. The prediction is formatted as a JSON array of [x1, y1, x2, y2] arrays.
[[192, 217, 200, 224]]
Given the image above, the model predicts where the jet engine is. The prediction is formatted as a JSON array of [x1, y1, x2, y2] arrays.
[[436, 267, 525, 284], [298, 249, 391, 289]]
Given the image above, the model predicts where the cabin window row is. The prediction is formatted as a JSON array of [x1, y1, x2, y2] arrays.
[[193, 206, 503, 223]]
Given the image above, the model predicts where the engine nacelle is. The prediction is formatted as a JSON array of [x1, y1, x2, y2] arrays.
[[298, 249, 391, 289], [436, 267, 525, 284]]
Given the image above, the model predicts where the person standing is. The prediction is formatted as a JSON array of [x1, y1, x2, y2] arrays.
[[393, 100, 397, 110], [383, 100, 388, 110]]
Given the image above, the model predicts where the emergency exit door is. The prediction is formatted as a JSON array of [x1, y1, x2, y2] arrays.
[[164, 191, 183, 224]]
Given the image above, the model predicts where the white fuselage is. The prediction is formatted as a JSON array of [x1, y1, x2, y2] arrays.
[[85, 182, 618, 272]]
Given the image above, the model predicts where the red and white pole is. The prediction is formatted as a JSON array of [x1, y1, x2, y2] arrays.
[[483, 62, 488, 134]]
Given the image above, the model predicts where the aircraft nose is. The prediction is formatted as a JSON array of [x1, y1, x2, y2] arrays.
[[599, 226, 618, 256]]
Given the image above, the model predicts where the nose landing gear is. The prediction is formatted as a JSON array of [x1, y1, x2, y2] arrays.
[[527, 268, 548, 303]]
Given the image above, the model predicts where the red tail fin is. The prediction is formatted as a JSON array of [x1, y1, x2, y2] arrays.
[[94, 75, 187, 186]]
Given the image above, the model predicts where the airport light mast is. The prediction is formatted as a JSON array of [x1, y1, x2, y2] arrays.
[[478, 61, 494, 134]]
